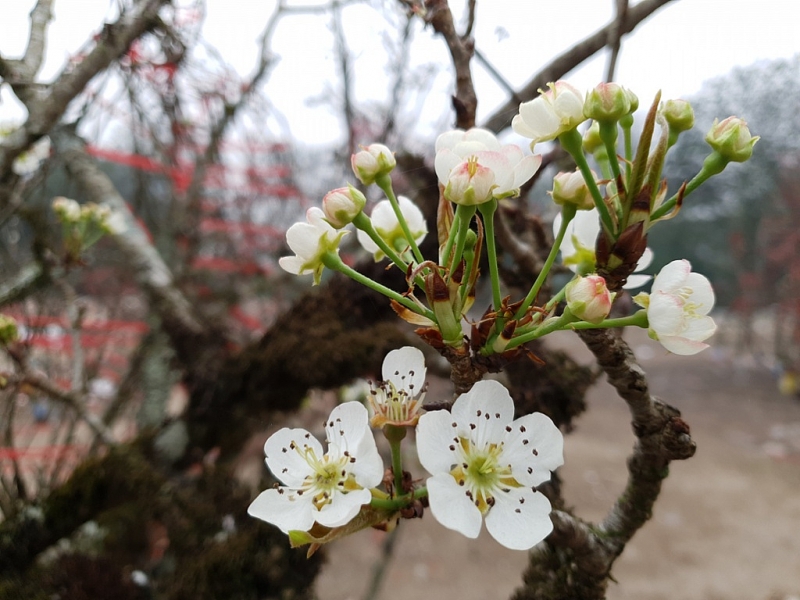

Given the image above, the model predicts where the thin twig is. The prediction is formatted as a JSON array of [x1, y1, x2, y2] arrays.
[[605, 0, 629, 82]]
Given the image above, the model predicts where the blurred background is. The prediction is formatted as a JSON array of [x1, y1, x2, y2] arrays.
[[1, 1, 799, 599]]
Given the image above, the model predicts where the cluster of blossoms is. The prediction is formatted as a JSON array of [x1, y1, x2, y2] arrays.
[[249, 347, 564, 551], [52, 196, 126, 259], [256, 79, 756, 553]]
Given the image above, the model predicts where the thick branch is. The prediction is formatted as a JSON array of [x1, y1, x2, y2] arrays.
[[482, 0, 676, 133], [0, 0, 169, 174]]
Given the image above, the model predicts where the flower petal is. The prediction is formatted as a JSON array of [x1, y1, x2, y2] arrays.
[[426, 473, 483, 539], [452, 380, 514, 448], [416, 409, 460, 475], [658, 335, 709, 356], [325, 401, 370, 452], [622, 273, 652, 290], [356, 227, 380, 254], [382, 346, 426, 396], [285, 222, 321, 259], [265, 427, 320, 487], [651, 259, 690, 294], [685, 273, 715, 314], [248, 488, 315, 534], [503, 413, 564, 487], [464, 127, 502, 150], [636, 247, 654, 271], [511, 154, 542, 189], [647, 292, 686, 336], [484, 487, 553, 550], [315, 488, 373, 529], [436, 129, 466, 153], [278, 255, 305, 275], [435, 148, 462, 185]]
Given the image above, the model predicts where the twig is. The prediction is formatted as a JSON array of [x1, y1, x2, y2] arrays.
[[605, 0, 629, 82], [481, 0, 676, 133]]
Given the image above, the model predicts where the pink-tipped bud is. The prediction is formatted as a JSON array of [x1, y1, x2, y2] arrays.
[[566, 274, 615, 324], [351, 143, 396, 185], [322, 184, 366, 228], [662, 99, 695, 132], [584, 83, 631, 122]]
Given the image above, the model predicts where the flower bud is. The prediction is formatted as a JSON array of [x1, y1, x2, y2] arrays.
[[549, 169, 596, 211], [582, 122, 603, 154], [351, 143, 396, 185], [512, 81, 586, 146], [443, 156, 496, 206], [624, 88, 639, 114], [52, 197, 81, 222], [705, 117, 759, 163], [565, 274, 615, 324], [0, 314, 19, 345], [662, 99, 694, 132], [322, 184, 367, 228], [584, 83, 631, 122]]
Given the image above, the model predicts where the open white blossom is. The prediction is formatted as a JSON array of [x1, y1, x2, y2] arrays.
[[434, 128, 541, 204], [279, 207, 347, 285], [554, 208, 653, 289], [356, 196, 427, 261], [248, 402, 384, 534], [634, 259, 717, 355], [512, 81, 586, 147], [416, 380, 563, 550], [368, 346, 427, 428]]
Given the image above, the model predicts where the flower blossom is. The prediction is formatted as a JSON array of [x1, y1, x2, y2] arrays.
[[248, 402, 384, 534], [512, 81, 586, 147], [434, 128, 541, 205], [351, 143, 396, 185], [634, 259, 716, 355], [566, 274, 615, 324], [416, 380, 563, 550], [279, 207, 348, 285], [554, 208, 653, 289], [368, 346, 427, 428], [356, 196, 427, 261]]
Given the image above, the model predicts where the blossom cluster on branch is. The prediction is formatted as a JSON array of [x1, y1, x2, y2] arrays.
[[250, 80, 756, 553]]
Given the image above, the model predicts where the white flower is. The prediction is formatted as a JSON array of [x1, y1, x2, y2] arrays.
[[368, 346, 427, 428], [52, 197, 81, 222], [248, 402, 384, 534], [279, 207, 348, 285], [554, 208, 653, 289], [356, 196, 427, 261], [434, 128, 541, 204], [549, 169, 596, 210], [634, 259, 716, 355], [322, 185, 366, 229], [512, 81, 586, 147], [416, 380, 563, 550]]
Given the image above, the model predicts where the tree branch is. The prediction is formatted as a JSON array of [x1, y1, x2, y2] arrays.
[[482, 0, 676, 133]]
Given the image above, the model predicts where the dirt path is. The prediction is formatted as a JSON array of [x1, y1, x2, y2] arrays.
[[317, 331, 800, 600]]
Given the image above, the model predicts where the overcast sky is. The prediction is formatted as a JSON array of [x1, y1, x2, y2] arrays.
[[1, 0, 798, 146]]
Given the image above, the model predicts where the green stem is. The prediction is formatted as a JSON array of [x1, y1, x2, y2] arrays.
[[650, 152, 728, 222], [514, 204, 576, 320], [568, 309, 648, 330], [352, 212, 408, 272], [621, 118, 633, 184], [559, 128, 615, 235], [440, 210, 461, 269], [478, 199, 502, 311], [449, 204, 476, 282], [370, 487, 428, 511], [384, 425, 406, 495], [599, 121, 622, 184], [375, 174, 425, 264], [322, 253, 435, 321]]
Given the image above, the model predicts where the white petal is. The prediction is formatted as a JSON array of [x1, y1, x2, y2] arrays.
[[511, 114, 540, 139], [397, 196, 427, 237], [518, 99, 560, 140], [681, 314, 717, 342], [571, 209, 601, 248], [435, 129, 465, 153], [382, 346, 427, 396], [416, 409, 460, 475], [285, 222, 321, 259], [278, 256, 305, 275], [264, 428, 320, 487], [452, 380, 514, 448], [647, 292, 687, 334], [622, 274, 652, 290], [427, 473, 483, 539], [464, 128, 501, 150], [435, 149, 462, 185], [511, 154, 542, 189], [315, 488, 372, 529], [325, 401, 370, 451], [659, 335, 709, 356], [485, 487, 552, 550], [356, 227, 380, 254], [502, 413, 564, 487], [652, 259, 690, 294], [635, 247, 654, 271], [685, 273, 715, 314], [350, 426, 385, 488], [248, 488, 315, 534]]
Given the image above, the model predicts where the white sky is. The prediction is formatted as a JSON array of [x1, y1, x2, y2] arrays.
[[1, 0, 798, 146]]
